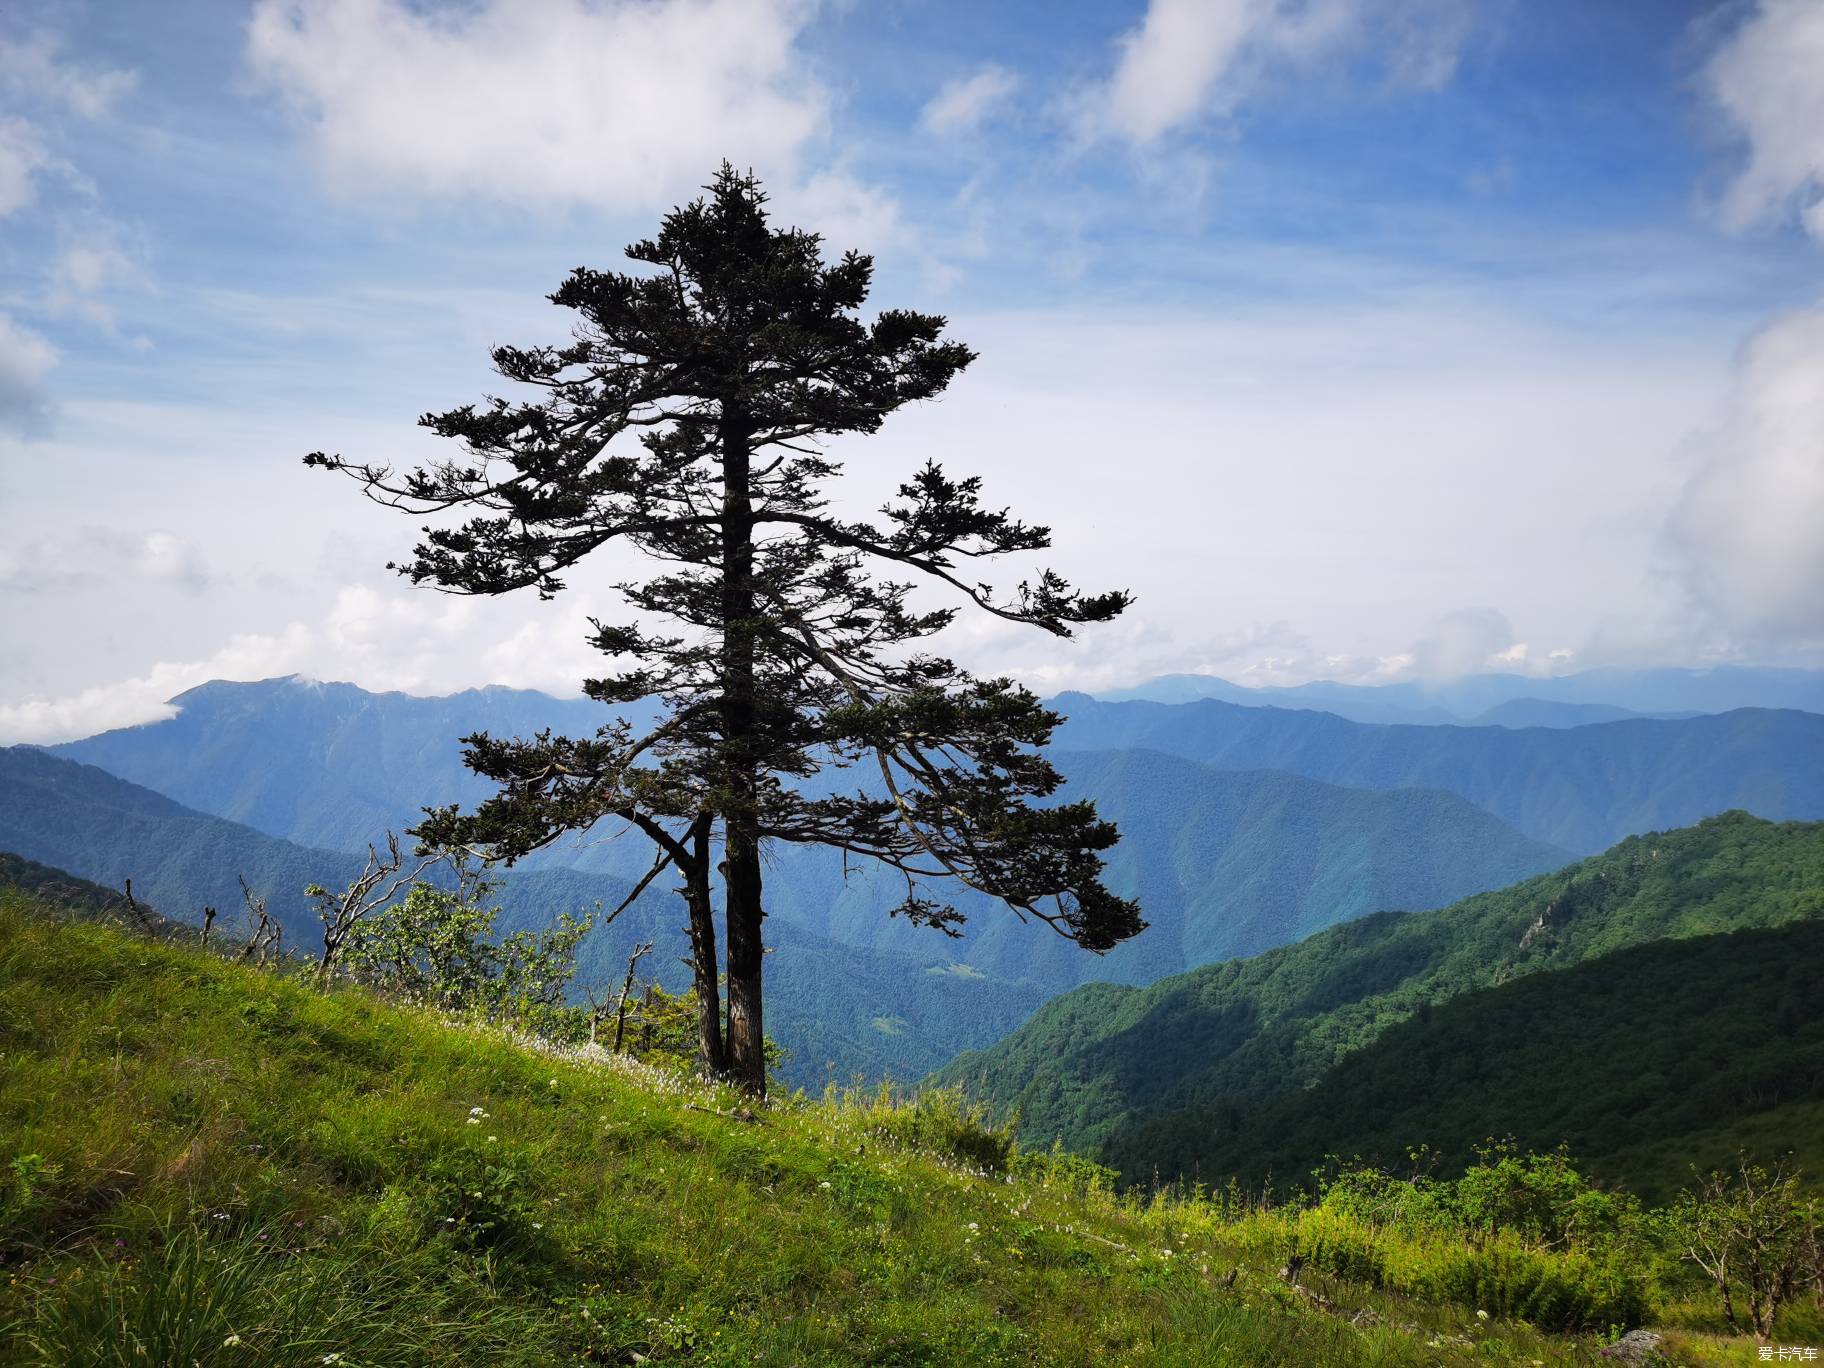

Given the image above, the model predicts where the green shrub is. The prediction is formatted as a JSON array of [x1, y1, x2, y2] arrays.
[[850, 1085, 1017, 1173]]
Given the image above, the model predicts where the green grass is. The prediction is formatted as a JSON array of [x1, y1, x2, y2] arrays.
[[0, 890, 1780, 1365]]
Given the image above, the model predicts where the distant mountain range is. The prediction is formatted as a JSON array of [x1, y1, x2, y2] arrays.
[[35, 672, 1824, 1119], [50, 677, 1573, 990], [1097, 665, 1824, 725], [1049, 695, 1824, 853], [933, 811, 1824, 1194]]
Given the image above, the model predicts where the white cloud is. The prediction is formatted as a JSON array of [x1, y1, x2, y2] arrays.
[[0, 528, 211, 595], [1661, 302, 1824, 651], [0, 582, 604, 745], [921, 65, 1020, 137], [0, 116, 47, 215], [780, 169, 905, 255], [245, 0, 827, 212], [1407, 607, 1523, 680], [0, 311, 55, 434], [1086, 0, 1472, 144], [1705, 0, 1824, 241]]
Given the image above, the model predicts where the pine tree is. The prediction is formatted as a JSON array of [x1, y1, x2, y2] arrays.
[[307, 165, 1143, 1092]]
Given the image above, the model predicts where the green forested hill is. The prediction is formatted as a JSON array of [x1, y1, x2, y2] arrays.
[[935, 812, 1824, 1178], [0, 849, 138, 919], [1105, 919, 1824, 1200]]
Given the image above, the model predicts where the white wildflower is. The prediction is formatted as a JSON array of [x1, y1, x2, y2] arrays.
[[469, 1106, 484, 1117]]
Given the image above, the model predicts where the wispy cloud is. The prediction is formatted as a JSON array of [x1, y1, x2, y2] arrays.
[[1081, 0, 1472, 145], [921, 65, 1020, 137], [0, 312, 55, 435], [0, 528, 211, 595]]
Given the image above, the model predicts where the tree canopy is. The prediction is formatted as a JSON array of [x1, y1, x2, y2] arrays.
[[307, 164, 1142, 1091]]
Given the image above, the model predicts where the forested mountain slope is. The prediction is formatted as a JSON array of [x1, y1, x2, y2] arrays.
[[935, 812, 1824, 1175], [1105, 919, 1824, 1200]]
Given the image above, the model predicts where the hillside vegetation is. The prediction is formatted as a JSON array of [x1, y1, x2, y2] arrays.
[[0, 749, 1046, 1088], [936, 812, 1824, 1177], [0, 886, 1721, 1366]]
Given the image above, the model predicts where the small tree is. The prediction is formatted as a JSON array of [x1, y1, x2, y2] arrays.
[[308, 165, 1143, 1093], [1674, 1156, 1817, 1341], [304, 831, 437, 982], [343, 856, 593, 1033]]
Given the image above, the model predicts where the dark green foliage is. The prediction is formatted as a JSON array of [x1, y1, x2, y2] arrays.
[[938, 812, 1824, 1180], [1050, 693, 1824, 852], [1111, 921, 1824, 1198]]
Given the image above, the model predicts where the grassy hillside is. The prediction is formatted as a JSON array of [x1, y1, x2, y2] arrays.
[[936, 812, 1824, 1174], [0, 753, 1043, 1089], [0, 888, 1695, 1366], [1106, 919, 1824, 1201], [1049, 695, 1824, 852]]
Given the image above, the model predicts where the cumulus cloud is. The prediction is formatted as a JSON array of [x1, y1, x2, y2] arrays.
[[1704, 0, 1824, 240], [0, 528, 211, 595], [1405, 608, 1527, 680], [921, 65, 1020, 137], [1086, 0, 1472, 144], [245, 0, 828, 212], [1661, 303, 1824, 651], [0, 311, 55, 434]]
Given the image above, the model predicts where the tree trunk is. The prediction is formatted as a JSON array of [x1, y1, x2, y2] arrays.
[[720, 411, 768, 1095], [684, 815, 727, 1075], [724, 822, 765, 1092]]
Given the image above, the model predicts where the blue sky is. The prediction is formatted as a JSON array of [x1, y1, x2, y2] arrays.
[[2, 0, 1823, 741]]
